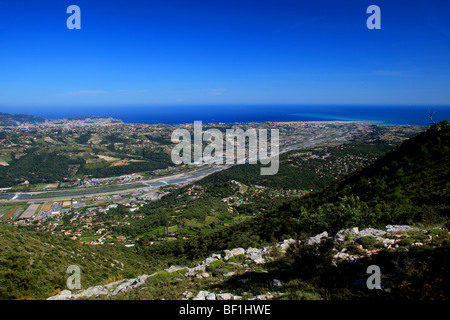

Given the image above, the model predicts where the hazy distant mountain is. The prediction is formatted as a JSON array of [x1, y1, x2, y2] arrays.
[[0, 112, 46, 126], [0, 112, 123, 127]]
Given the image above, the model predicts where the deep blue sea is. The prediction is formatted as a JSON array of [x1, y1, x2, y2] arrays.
[[24, 105, 450, 126]]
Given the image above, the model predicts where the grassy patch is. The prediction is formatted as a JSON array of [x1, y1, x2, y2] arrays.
[[356, 236, 384, 250], [227, 254, 247, 264], [0, 225, 155, 300]]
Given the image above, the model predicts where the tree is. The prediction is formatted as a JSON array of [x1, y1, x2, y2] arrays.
[[427, 108, 436, 126]]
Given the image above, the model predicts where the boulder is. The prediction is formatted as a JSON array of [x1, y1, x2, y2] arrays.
[[184, 268, 196, 277], [245, 270, 268, 275], [104, 279, 125, 289], [223, 250, 232, 260], [137, 274, 151, 283], [193, 291, 209, 300], [248, 256, 265, 264], [47, 290, 72, 300], [216, 293, 233, 300], [386, 225, 419, 234], [186, 265, 204, 275], [359, 228, 386, 237], [223, 248, 245, 261], [205, 292, 216, 300], [165, 265, 185, 273], [381, 238, 396, 247], [272, 279, 282, 287], [278, 239, 296, 251], [333, 250, 349, 261], [231, 248, 245, 256], [110, 282, 131, 295], [305, 231, 329, 245], [334, 227, 359, 243], [203, 257, 219, 266], [192, 296, 206, 300], [75, 285, 108, 299], [246, 247, 265, 264]]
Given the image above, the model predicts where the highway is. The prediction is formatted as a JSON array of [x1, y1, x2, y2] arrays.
[[1, 137, 328, 204], [1, 165, 232, 203]]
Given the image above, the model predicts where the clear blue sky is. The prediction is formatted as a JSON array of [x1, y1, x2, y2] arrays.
[[0, 0, 449, 111]]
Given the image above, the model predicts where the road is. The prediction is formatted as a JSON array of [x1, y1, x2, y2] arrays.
[[1, 134, 335, 204], [1, 165, 232, 203]]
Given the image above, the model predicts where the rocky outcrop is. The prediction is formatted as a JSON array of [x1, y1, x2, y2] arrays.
[[246, 247, 266, 264], [385, 225, 420, 233], [48, 224, 445, 300], [305, 231, 331, 245], [191, 290, 267, 301], [359, 227, 386, 237], [223, 248, 245, 261], [48, 273, 155, 300], [331, 225, 438, 265], [334, 227, 360, 244]]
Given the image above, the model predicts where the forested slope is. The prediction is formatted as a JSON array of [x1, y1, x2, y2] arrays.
[[141, 121, 449, 261]]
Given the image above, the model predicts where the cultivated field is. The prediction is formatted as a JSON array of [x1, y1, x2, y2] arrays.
[[20, 203, 41, 219]]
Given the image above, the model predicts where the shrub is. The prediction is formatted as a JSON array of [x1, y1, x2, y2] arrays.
[[227, 254, 247, 264], [398, 237, 414, 247], [427, 228, 444, 238], [287, 237, 335, 278], [408, 231, 428, 242], [395, 262, 446, 300], [344, 233, 355, 242], [150, 271, 173, 283], [207, 260, 226, 276], [356, 236, 381, 250], [344, 243, 364, 255]]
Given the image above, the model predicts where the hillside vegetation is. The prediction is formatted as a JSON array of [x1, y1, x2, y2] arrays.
[[1, 121, 448, 300], [141, 121, 449, 262], [0, 225, 159, 300]]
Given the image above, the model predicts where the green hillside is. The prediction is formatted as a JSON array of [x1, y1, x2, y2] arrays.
[[0, 225, 160, 300], [141, 121, 449, 261], [197, 142, 393, 191], [1, 121, 448, 300], [265, 120, 450, 238], [127, 121, 449, 300]]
